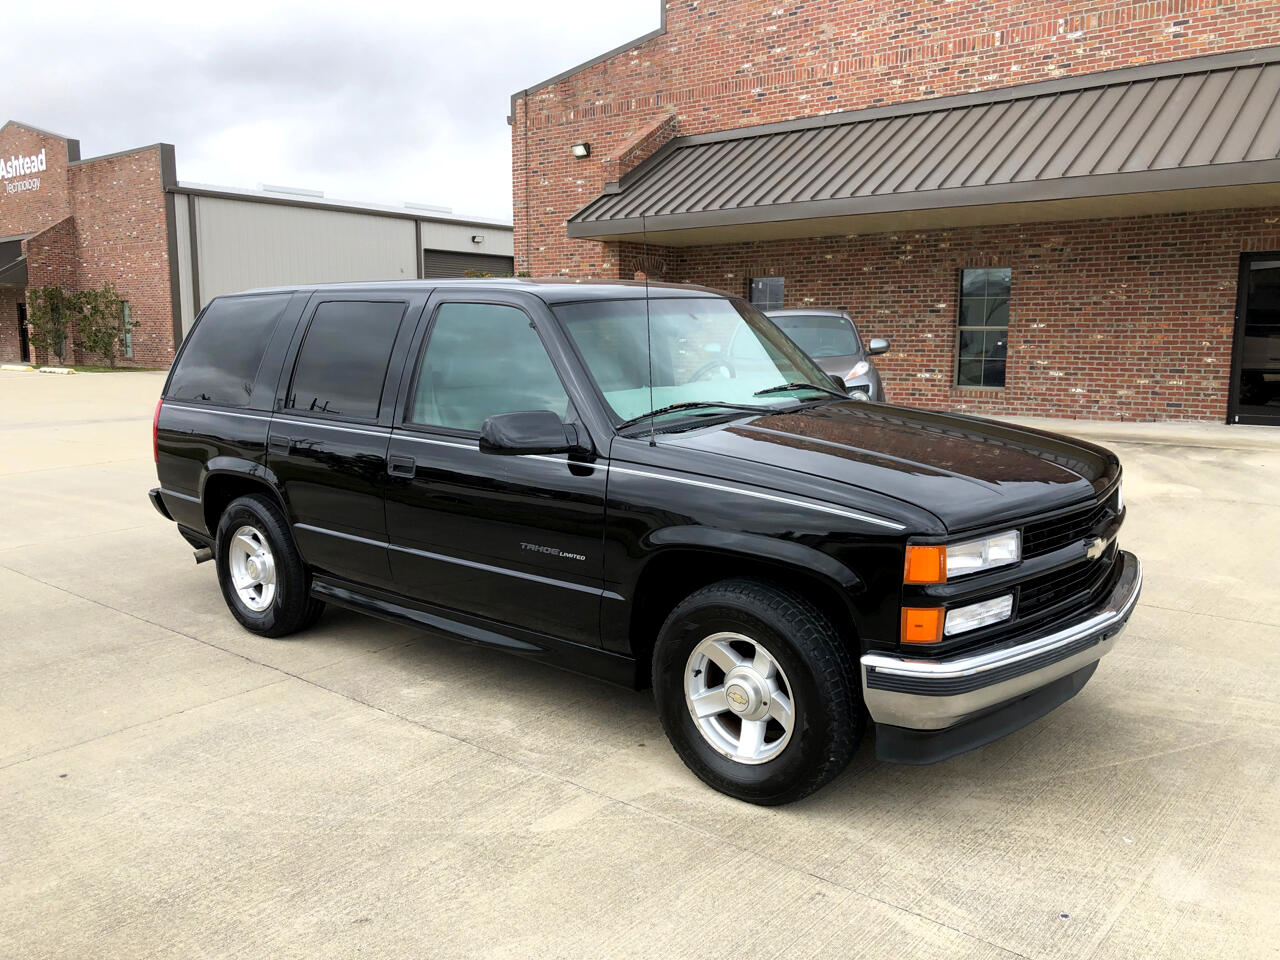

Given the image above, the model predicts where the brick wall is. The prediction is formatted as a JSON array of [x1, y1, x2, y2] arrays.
[[664, 206, 1280, 422], [603, 112, 679, 183], [513, 0, 1280, 277], [67, 147, 174, 367]]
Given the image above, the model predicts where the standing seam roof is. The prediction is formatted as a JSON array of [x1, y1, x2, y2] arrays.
[[568, 48, 1280, 236]]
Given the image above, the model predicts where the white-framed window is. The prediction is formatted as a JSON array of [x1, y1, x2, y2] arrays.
[[956, 268, 1010, 388]]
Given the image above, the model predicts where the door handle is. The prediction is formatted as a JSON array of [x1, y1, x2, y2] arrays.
[[268, 435, 292, 454], [387, 455, 416, 477]]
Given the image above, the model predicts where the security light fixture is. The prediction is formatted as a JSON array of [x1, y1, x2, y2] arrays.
[[471, 235, 484, 244], [571, 142, 591, 158]]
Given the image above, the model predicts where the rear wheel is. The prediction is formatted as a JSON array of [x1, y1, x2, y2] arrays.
[[215, 494, 324, 637], [652, 578, 862, 805]]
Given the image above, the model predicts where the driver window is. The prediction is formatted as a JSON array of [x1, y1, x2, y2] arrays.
[[410, 302, 571, 432]]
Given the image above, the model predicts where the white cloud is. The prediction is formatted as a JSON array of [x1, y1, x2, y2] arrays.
[[9, 0, 659, 220]]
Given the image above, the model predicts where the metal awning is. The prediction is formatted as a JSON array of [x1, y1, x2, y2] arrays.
[[0, 238, 27, 288], [568, 47, 1280, 245]]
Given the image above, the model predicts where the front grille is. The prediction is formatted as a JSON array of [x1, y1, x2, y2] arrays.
[[1022, 499, 1111, 557], [1018, 548, 1118, 621]]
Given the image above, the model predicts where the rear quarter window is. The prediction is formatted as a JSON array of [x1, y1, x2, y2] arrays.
[[285, 300, 407, 421], [168, 294, 292, 406]]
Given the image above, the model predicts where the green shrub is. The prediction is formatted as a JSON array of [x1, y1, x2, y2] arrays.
[[26, 286, 72, 363], [74, 283, 130, 368]]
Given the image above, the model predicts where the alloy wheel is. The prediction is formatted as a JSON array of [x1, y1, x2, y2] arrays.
[[227, 524, 277, 612], [684, 632, 795, 764]]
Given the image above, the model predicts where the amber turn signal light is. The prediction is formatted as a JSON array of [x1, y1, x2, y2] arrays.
[[901, 607, 944, 645], [904, 544, 947, 584]]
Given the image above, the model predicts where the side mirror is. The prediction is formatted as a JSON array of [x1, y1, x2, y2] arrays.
[[829, 375, 848, 393], [479, 410, 591, 457], [867, 337, 890, 356]]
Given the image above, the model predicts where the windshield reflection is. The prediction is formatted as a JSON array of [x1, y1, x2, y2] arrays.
[[555, 297, 837, 425]]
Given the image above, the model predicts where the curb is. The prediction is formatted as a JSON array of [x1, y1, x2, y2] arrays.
[[0, 363, 35, 372], [36, 366, 76, 375]]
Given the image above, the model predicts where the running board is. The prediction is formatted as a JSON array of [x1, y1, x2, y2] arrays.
[[310, 577, 637, 688]]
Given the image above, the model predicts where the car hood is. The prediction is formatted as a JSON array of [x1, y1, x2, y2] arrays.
[[813, 354, 862, 377], [659, 402, 1119, 532]]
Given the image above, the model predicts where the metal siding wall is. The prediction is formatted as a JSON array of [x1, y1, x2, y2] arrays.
[[418, 220, 515, 257], [172, 197, 195, 336], [193, 196, 417, 301]]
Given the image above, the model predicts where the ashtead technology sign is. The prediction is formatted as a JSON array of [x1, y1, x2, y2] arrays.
[[2, 148, 45, 195]]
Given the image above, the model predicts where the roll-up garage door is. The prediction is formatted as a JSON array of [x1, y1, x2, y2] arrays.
[[421, 249, 514, 278]]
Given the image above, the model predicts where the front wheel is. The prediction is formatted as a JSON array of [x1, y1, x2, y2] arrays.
[[652, 579, 862, 805], [215, 493, 324, 637]]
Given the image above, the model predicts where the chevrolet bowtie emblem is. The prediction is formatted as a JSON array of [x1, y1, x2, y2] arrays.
[[1084, 537, 1107, 561]]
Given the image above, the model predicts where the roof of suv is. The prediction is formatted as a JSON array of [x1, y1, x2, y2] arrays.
[[232, 277, 729, 304]]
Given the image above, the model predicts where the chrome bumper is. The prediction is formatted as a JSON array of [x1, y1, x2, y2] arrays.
[[862, 551, 1142, 731]]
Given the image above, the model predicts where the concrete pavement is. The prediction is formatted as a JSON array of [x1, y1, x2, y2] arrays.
[[1, 369, 1277, 959]]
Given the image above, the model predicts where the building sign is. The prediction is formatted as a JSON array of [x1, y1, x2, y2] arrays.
[[2, 147, 45, 195]]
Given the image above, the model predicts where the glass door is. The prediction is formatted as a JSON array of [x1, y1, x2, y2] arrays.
[[17, 301, 30, 363], [1231, 255, 1280, 425]]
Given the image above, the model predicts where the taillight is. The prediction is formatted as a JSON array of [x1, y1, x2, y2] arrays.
[[152, 398, 163, 463]]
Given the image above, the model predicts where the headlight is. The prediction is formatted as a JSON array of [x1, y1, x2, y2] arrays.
[[946, 530, 1021, 578], [847, 360, 871, 379], [903, 530, 1021, 584]]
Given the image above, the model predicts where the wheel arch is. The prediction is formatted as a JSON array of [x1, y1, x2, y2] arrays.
[[626, 530, 865, 689], [199, 460, 288, 538]]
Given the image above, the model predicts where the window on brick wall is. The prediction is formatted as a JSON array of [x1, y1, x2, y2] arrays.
[[956, 268, 1010, 389], [747, 277, 784, 311]]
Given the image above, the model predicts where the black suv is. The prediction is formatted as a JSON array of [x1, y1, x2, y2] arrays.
[[150, 279, 1140, 805]]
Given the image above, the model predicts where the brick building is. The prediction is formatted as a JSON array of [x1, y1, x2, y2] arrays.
[[511, 1, 1280, 424], [1, 120, 513, 369]]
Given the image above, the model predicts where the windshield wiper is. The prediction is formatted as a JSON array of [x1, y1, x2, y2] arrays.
[[616, 400, 768, 430], [754, 381, 848, 400]]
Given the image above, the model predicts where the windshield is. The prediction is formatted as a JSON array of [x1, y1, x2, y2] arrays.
[[769, 314, 861, 358], [555, 297, 838, 425]]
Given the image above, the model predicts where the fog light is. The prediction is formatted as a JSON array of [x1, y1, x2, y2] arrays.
[[944, 594, 1014, 636]]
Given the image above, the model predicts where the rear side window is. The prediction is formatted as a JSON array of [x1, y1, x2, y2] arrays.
[[168, 294, 291, 406], [286, 300, 406, 420]]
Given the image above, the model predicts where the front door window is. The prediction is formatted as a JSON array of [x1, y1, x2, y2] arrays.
[[409, 302, 571, 431]]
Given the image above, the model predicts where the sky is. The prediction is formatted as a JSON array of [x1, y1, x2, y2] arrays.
[[7, 0, 657, 222]]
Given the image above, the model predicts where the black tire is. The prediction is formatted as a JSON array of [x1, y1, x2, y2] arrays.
[[652, 578, 862, 805], [214, 493, 324, 638]]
